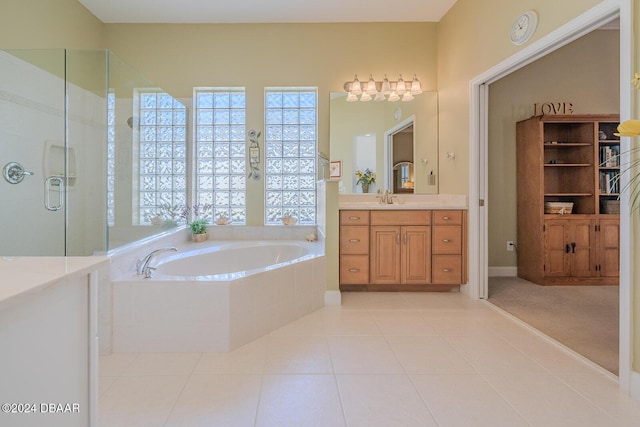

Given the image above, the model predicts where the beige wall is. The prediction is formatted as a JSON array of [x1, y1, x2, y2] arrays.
[[104, 22, 438, 225], [488, 29, 619, 267], [436, 0, 604, 194], [0, 0, 105, 48]]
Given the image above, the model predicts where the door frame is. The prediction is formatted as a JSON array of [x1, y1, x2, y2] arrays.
[[468, 0, 634, 392]]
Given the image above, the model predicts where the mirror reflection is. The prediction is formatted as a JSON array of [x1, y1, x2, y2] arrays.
[[329, 91, 438, 195]]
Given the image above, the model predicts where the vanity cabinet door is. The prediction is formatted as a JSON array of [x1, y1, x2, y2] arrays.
[[370, 226, 402, 284], [402, 226, 432, 284], [340, 226, 369, 254]]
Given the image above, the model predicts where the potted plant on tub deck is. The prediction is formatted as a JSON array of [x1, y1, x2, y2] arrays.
[[181, 203, 212, 242]]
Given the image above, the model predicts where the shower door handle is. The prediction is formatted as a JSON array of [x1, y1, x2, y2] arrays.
[[44, 176, 64, 211]]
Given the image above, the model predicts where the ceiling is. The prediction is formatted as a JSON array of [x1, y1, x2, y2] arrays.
[[78, 0, 458, 24]]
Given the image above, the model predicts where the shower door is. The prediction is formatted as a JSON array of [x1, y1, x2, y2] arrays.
[[0, 49, 67, 256]]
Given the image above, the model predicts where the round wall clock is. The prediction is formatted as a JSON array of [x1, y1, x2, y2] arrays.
[[509, 11, 538, 45]]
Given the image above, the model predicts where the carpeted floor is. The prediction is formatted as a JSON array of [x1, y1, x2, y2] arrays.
[[488, 277, 619, 375]]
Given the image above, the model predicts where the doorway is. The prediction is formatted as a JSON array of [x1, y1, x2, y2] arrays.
[[468, 1, 633, 388]]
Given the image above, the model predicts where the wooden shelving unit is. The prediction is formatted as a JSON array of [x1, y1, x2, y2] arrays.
[[516, 114, 620, 286]]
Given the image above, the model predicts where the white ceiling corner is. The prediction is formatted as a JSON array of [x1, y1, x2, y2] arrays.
[[78, 0, 458, 24]]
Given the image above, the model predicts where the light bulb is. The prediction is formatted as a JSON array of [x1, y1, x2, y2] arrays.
[[350, 75, 362, 96], [360, 92, 372, 102], [374, 92, 386, 102], [395, 74, 407, 95], [346, 92, 358, 102], [365, 74, 377, 96], [401, 92, 414, 102], [387, 92, 400, 102], [381, 75, 392, 95], [410, 74, 422, 95]]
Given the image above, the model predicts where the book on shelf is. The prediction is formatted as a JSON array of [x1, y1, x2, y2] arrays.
[[599, 145, 620, 167], [599, 171, 620, 194]]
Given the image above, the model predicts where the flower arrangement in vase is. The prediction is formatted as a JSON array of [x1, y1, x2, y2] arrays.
[[181, 203, 212, 242], [355, 168, 376, 193]]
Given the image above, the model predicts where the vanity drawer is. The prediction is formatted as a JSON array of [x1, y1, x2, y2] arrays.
[[432, 226, 462, 254], [433, 210, 463, 226], [340, 226, 369, 254], [371, 210, 431, 226], [340, 210, 370, 226], [432, 255, 462, 284], [340, 255, 369, 284]]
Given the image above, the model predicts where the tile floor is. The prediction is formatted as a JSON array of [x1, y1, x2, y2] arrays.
[[99, 292, 640, 426]]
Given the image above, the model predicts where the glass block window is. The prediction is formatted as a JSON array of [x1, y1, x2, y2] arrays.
[[264, 88, 317, 225], [194, 88, 246, 224], [107, 92, 115, 226], [137, 92, 187, 225]]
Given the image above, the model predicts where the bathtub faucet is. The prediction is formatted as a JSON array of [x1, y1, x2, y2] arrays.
[[136, 247, 178, 278]]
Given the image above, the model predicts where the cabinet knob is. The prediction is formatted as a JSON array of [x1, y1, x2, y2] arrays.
[[442, 268, 452, 272], [349, 216, 360, 220], [348, 268, 360, 273], [349, 239, 360, 243], [442, 216, 451, 220], [442, 239, 451, 243]]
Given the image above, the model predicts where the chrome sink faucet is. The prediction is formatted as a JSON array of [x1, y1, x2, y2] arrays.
[[376, 189, 396, 204], [136, 247, 177, 278]]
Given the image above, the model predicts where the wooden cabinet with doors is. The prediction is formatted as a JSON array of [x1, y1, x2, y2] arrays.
[[369, 210, 432, 285], [516, 114, 619, 286], [339, 209, 467, 290]]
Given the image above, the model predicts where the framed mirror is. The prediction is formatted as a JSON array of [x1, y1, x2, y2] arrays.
[[329, 91, 438, 194]]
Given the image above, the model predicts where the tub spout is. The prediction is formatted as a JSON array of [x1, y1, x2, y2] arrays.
[[136, 247, 177, 278]]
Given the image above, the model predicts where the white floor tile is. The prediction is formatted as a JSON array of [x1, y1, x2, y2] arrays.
[[256, 375, 346, 427], [387, 335, 475, 374], [557, 373, 640, 425], [264, 335, 333, 374], [411, 374, 529, 427], [369, 310, 440, 336], [120, 352, 202, 376], [193, 337, 267, 374], [445, 332, 547, 375], [99, 375, 188, 426], [99, 353, 138, 377], [336, 374, 438, 427], [164, 374, 262, 427], [483, 373, 619, 427], [328, 335, 404, 374]]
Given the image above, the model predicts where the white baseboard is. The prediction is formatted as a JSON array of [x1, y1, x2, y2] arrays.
[[489, 266, 517, 277], [631, 371, 640, 402], [324, 290, 341, 306]]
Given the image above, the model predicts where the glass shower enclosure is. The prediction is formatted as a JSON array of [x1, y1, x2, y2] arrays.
[[0, 49, 182, 256]]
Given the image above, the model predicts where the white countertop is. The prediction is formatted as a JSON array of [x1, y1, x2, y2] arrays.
[[0, 256, 109, 308], [338, 194, 468, 210]]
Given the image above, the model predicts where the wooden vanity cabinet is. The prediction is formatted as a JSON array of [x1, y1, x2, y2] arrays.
[[339, 208, 467, 290]]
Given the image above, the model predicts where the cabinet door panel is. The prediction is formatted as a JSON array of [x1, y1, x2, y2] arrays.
[[544, 220, 570, 277], [599, 219, 619, 278], [570, 220, 596, 277], [370, 226, 401, 284], [402, 226, 431, 284]]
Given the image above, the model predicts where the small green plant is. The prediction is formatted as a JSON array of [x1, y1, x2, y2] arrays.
[[180, 203, 212, 234], [189, 219, 208, 235]]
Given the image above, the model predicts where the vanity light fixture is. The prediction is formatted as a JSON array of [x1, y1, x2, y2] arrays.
[[344, 74, 423, 102]]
